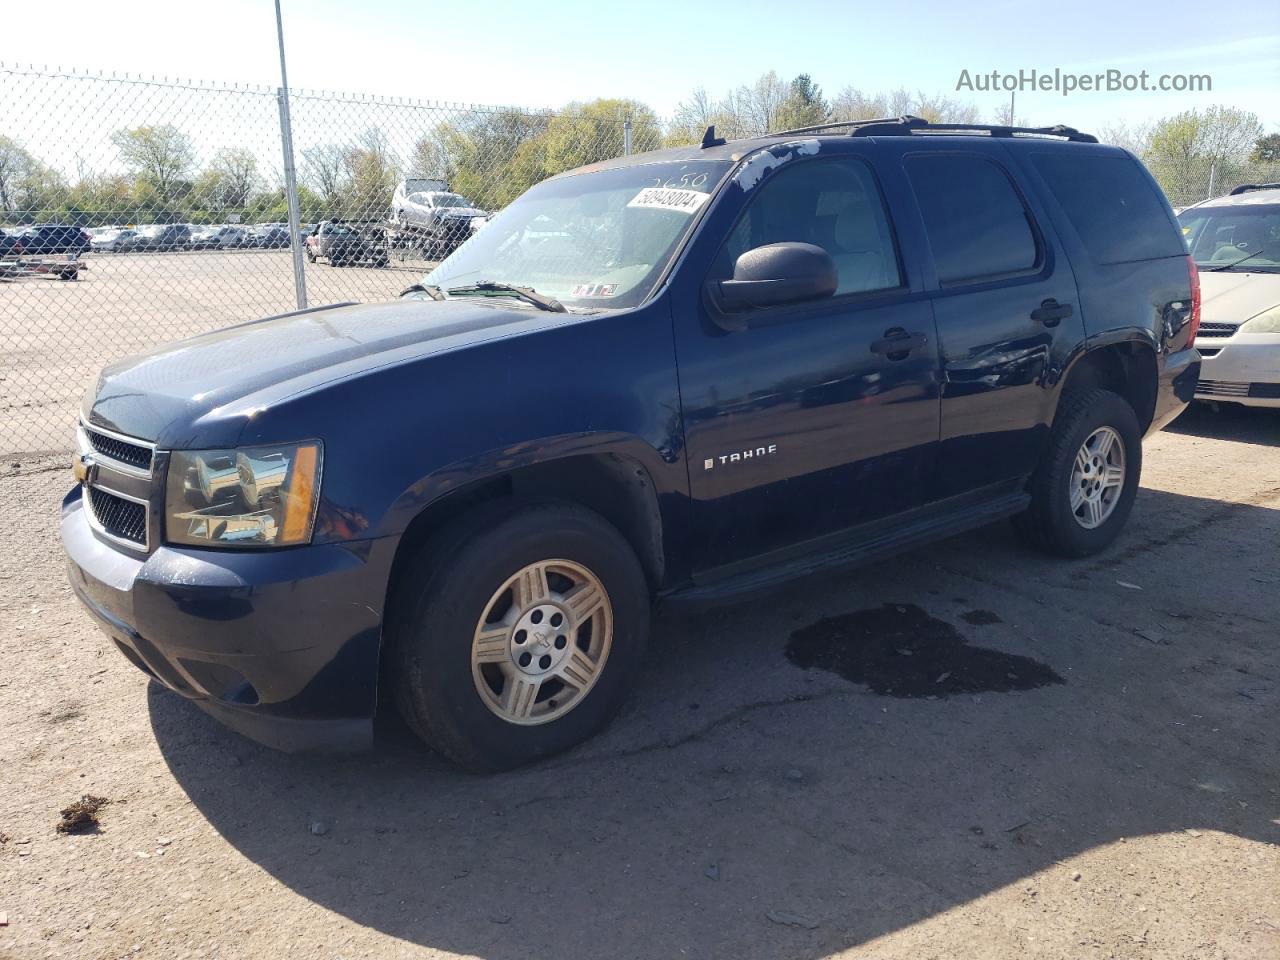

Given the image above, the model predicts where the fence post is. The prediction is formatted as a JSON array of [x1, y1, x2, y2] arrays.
[[623, 117, 633, 156], [273, 0, 307, 311], [1207, 161, 1216, 201], [276, 89, 308, 311]]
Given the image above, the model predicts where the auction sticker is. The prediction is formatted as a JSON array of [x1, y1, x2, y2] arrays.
[[571, 283, 618, 298], [627, 187, 711, 215]]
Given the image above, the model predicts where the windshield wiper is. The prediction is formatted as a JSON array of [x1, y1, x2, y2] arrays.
[[1207, 249, 1270, 272], [399, 283, 446, 300], [446, 281, 567, 313]]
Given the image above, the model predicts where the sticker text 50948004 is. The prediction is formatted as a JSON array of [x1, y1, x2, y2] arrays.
[[627, 187, 712, 215]]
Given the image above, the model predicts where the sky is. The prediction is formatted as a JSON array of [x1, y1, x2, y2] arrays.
[[6, 0, 1279, 134]]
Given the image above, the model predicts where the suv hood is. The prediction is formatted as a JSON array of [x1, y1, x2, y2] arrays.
[[85, 299, 569, 448], [1199, 270, 1280, 324]]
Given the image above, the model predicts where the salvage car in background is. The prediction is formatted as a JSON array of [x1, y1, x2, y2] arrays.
[[190, 225, 248, 250], [306, 220, 390, 267], [392, 189, 488, 256], [125, 223, 192, 253], [247, 223, 291, 249], [18, 223, 92, 256], [1179, 183, 1280, 407], [89, 228, 138, 253]]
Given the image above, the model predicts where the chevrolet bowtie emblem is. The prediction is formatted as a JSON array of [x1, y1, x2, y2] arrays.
[[73, 452, 97, 485]]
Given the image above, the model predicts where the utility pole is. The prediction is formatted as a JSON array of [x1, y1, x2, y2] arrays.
[[275, 0, 308, 310]]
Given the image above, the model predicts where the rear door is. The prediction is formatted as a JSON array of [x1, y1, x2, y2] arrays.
[[673, 145, 942, 572], [899, 144, 1084, 498]]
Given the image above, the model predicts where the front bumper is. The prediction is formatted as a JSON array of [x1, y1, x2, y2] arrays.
[[62, 489, 398, 751], [1194, 336, 1280, 408]]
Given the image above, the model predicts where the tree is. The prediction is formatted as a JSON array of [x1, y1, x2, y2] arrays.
[[429, 108, 552, 210], [342, 128, 400, 217], [302, 144, 349, 209], [1145, 106, 1264, 204], [1252, 133, 1280, 163], [210, 148, 259, 208], [1097, 122, 1153, 155], [539, 99, 662, 175], [0, 135, 38, 215], [110, 124, 195, 203], [775, 74, 829, 131]]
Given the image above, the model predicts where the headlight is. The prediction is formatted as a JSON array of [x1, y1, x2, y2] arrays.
[[1241, 305, 1280, 334], [165, 441, 322, 548]]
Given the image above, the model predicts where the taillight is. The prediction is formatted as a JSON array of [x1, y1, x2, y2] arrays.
[[1185, 255, 1201, 348]]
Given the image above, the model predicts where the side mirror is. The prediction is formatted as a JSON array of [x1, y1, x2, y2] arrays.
[[716, 242, 838, 316]]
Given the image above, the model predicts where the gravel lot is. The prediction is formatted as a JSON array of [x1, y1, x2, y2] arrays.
[[1, 249, 430, 459], [1, 400, 1278, 959]]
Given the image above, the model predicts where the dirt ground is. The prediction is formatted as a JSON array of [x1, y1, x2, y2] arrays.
[[1, 403, 1277, 960]]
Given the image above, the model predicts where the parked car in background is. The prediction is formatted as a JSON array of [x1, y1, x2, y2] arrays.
[[0, 228, 23, 259], [306, 220, 390, 267], [18, 223, 92, 256], [65, 118, 1200, 770], [247, 223, 291, 249], [90, 228, 138, 254], [190, 225, 249, 250], [392, 189, 488, 255], [125, 223, 192, 253], [1178, 183, 1280, 407]]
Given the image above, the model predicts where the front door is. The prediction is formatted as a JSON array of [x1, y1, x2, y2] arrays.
[[673, 149, 942, 573]]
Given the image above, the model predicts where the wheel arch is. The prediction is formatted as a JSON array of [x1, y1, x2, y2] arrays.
[[1055, 339, 1159, 434], [383, 450, 667, 614]]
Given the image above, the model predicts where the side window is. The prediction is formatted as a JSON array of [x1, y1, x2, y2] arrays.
[[906, 154, 1038, 284], [1032, 153, 1184, 265], [718, 156, 901, 296]]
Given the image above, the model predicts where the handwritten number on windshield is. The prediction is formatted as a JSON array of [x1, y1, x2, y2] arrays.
[[650, 171, 709, 190]]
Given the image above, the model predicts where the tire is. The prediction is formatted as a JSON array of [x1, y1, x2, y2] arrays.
[[1014, 388, 1142, 558], [306, 248, 316, 263], [389, 499, 650, 771]]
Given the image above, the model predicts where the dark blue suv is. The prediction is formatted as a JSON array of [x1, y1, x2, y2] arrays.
[[63, 118, 1201, 769]]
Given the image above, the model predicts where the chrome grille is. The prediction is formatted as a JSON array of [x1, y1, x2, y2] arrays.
[[84, 426, 153, 471], [1196, 379, 1250, 397], [1195, 322, 1239, 339], [87, 486, 148, 545]]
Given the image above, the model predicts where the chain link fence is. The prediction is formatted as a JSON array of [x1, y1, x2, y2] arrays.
[[3, 62, 1278, 456]]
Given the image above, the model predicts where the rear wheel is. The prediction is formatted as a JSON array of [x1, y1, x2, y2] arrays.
[[1014, 388, 1142, 557], [390, 500, 650, 771]]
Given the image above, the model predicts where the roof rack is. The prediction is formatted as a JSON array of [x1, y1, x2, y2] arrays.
[[768, 114, 1098, 144], [1229, 182, 1280, 195]]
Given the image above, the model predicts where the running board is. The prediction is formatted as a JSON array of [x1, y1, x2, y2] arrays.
[[665, 490, 1031, 604]]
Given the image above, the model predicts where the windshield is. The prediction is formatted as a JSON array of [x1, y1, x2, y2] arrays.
[[423, 159, 732, 309], [431, 193, 472, 209], [1179, 204, 1280, 273]]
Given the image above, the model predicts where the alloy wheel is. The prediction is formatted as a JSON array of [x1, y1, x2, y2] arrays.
[[470, 559, 613, 725], [1070, 426, 1126, 529]]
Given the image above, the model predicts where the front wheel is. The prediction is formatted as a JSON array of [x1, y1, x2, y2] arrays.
[[1014, 388, 1142, 557], [390, 500, 650, 771]]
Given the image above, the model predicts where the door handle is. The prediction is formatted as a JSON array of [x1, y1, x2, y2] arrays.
[[1031, 299, 1073, 326], [871, 330, 927, 357]]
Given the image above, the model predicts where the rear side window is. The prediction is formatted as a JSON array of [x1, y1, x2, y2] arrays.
[[906, 154, 1038, 284], [1032, 154, 1183, 264]]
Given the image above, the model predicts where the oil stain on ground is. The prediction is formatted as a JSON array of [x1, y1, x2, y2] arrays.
[[786, 603, 1064, 698]]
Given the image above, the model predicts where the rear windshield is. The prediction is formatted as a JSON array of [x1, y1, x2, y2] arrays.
[[1032, 154, 1183, 265]]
